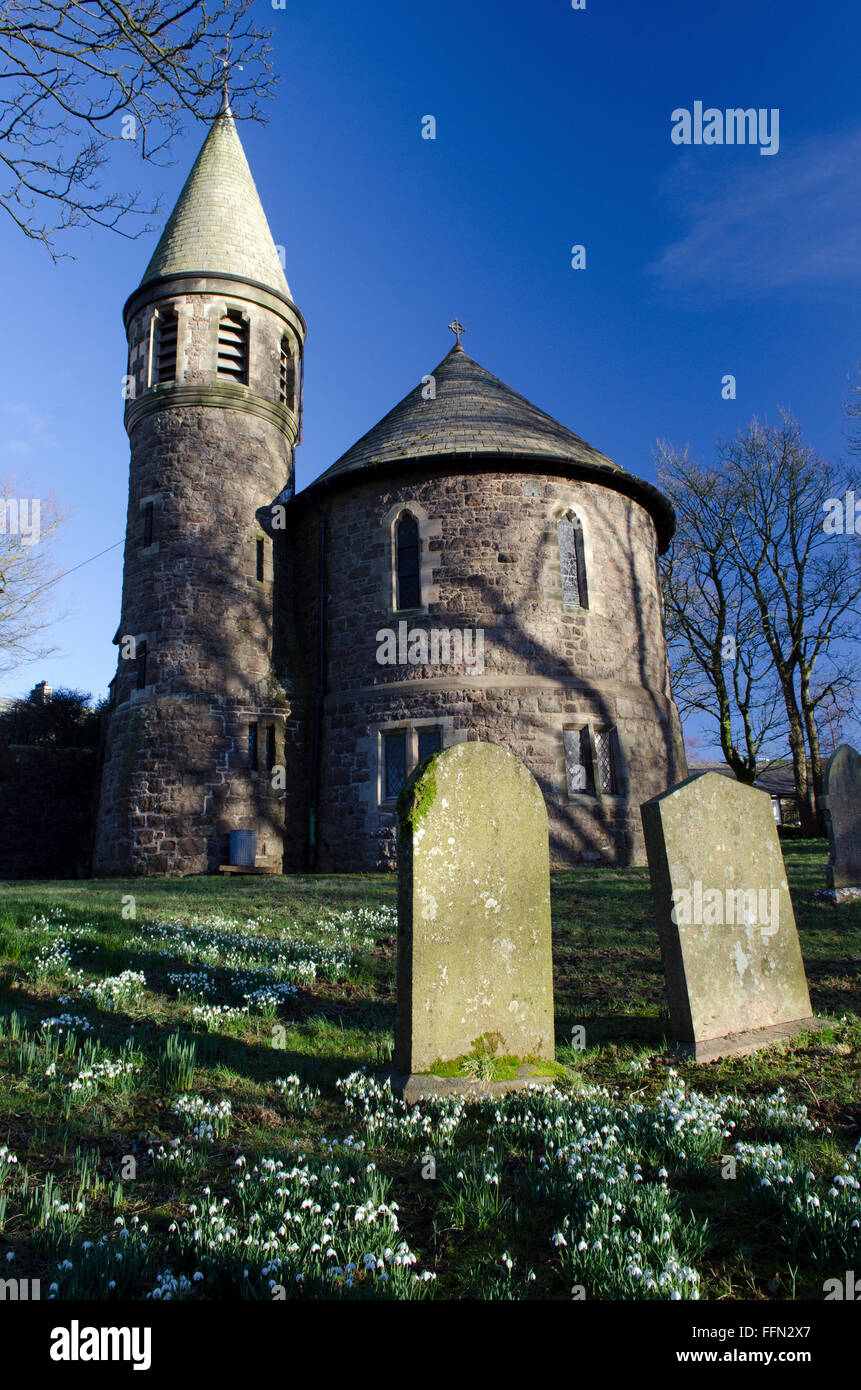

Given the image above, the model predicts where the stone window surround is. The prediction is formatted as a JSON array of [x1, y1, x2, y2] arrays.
[[547, 500, 597, 616], [253, 529, 271, 585], [242, 714, 284, 785], [379, 501, 441, 617], [141, 300, 193, 391], [559, 719, 627, 804], [125, 631, 150, 703]]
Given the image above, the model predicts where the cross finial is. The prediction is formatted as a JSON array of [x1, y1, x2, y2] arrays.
[[448, 318, 465, 346]]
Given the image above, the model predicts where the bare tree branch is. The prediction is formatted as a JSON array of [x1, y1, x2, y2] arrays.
[[0, 1, 276, 257]]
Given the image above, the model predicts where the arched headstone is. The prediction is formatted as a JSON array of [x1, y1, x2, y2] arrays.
[[641, 772, 819, 1060], [393, 742, 555, 1097]]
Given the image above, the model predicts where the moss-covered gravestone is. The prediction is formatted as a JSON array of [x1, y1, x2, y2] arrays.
[[823, 744, 861, 901], [392, 742, 555, 1099], [641, 772, 819, 1061]]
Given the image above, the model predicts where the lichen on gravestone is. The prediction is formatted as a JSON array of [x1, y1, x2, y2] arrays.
[[394, 741, 555, 1081]]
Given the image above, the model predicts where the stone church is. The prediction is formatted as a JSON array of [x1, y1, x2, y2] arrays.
[[92, 104, 686, 877]]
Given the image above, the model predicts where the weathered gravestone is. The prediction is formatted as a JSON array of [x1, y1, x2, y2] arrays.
[[823, 744, 861, 900], [392, 741, 555, 1099], [641, 771, 818, 1061]]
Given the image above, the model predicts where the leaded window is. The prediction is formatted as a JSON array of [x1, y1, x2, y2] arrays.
[[384, 731, 407, 799], [396, 512, 421, 609], [557, 512, 588, 610], [417, 727, 442, 764], [564, 727, 594, 796], [593, 727, 618, 794]]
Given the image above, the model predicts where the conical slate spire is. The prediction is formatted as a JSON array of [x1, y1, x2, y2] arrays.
[[318, 343, 620, 483], [140, 109, 291, 299]]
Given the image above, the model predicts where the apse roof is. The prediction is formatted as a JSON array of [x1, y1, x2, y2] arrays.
[[317, 344, 619, 482]]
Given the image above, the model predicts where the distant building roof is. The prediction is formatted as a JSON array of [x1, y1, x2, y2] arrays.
[[688, 759, 804, 798]]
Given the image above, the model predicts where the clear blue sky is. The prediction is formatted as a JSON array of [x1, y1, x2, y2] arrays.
[[2, 0, 859, 743]]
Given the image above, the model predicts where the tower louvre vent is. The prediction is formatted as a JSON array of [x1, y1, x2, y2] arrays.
[[217, 311, 249, 383], [155, 310, 178, 383], [279, 337, 295, 407]]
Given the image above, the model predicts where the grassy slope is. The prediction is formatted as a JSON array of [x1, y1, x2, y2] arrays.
[[0, 841, 858, 1300]]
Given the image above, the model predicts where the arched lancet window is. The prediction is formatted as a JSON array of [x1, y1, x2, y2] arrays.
[[155, 308, 178, 383], [395, 511, 421, 610], [217, 310, 249, 383], [557, 511, 588, 610], [279, 336, 296, 408]]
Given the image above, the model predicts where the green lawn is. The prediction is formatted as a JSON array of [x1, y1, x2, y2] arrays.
[[0, 842, 858, 1301]]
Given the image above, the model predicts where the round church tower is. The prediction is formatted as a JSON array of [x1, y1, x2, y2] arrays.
[[285, 340, 686, 871], [93, 101, 305, 875]]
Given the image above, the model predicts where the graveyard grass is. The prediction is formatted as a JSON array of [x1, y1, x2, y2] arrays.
[[0, 841, 859, 1301]]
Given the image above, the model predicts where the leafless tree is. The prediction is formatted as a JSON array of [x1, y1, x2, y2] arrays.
[[656, 444, 787, 783], [0, 1, 275, 256], [719, 413, 861, 832], [659, 414, 861, 835]]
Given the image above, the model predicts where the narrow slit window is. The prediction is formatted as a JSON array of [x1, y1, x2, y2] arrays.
[[136, 642, 148, 691], [417, 727, 442, 765], [265, 725, 276, 771], [557, 512, 588, 610], [564, 727, 594, 796], [155, 310, 178, 383], [248, 723, 258, 770], [396, 512, 421, 610], [279, 337, 295, 407], [383, 731, 407, 800], [593, 727, 618, 795], [256, 536, 265, 582], [142, 502, 154, 549], [217, 311, 249, 384]]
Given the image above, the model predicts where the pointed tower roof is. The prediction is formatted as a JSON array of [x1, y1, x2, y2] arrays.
[[139, 107, 291, 298], [318, 344, 619, 482]]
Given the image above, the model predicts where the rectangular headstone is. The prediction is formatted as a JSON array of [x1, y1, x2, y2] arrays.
[[393, 741, 555, 1096], [823, 744, 861, 897], [641, 771, 816, 1061]]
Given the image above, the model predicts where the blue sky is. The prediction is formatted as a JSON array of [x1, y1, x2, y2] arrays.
[[1, 0, 859, 746]]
